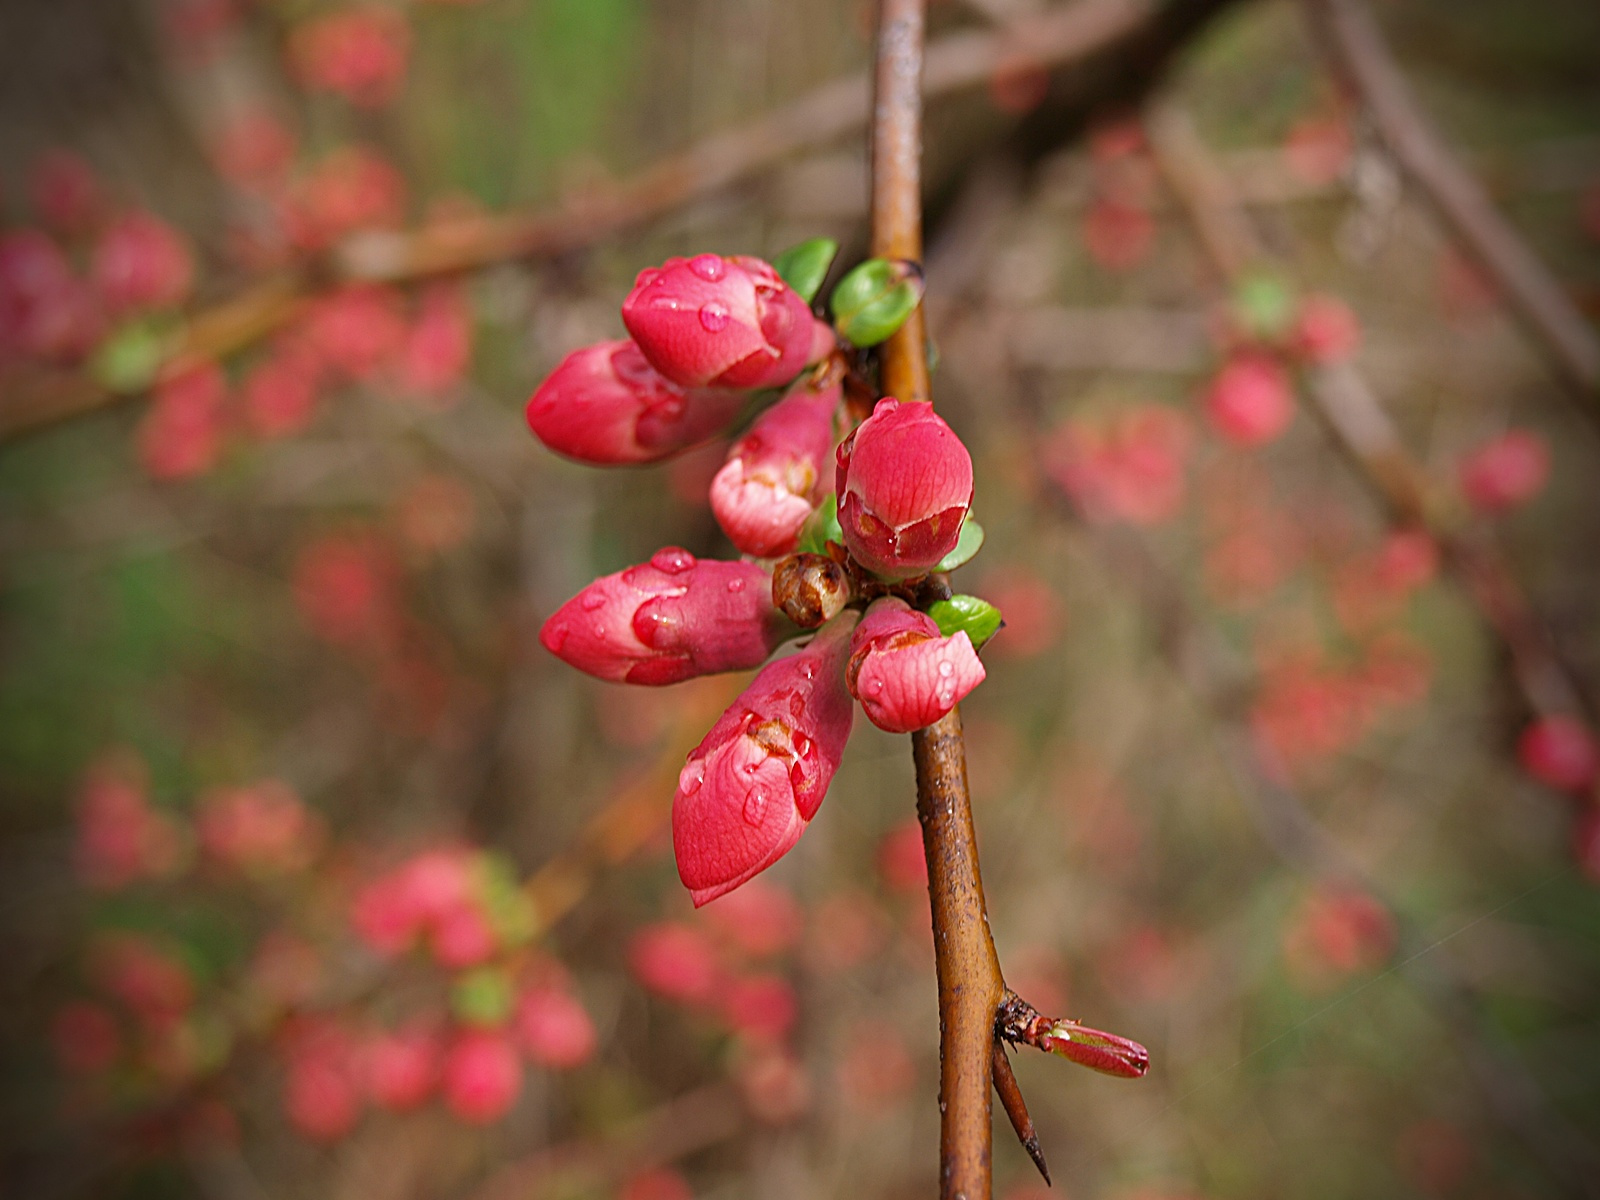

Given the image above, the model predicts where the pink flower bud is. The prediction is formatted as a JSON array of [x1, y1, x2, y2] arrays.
[[138, 362, 228, 481], [92, 211, 194, 314], [284, 1051, 362, 1142], [710, 382, 840, 556], [363, 1025, 440, 1111], [516, 985, 597, 1069], [28, 150, 103, 235], [627, 922, 723, 1005], [836, 398, 974, 580], [621, 253, 819, 390], [1517, 714, 1598, 792], [1459, 429, 1550, 513], [541, 548, 786, 686], [846, 597, 985, 733], [1292, 293, 1361, 364], [719, 972, 798, 1041], [672, 613, 857, 906], [1203, 351, 1294, 446], [0, 230, 102, 362], [288, 6, 411, 109], [197, 779, 323, 876], [442, 1029, 522, 1124], [526, 339, 745, 465]]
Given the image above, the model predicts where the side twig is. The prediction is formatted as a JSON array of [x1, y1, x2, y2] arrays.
[[1303, 0, 1600, 404]]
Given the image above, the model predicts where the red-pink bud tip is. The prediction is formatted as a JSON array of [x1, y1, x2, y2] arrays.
[[836, 398, 974, 580], [526, 340, 744, 465], [540, 549, 785, 686], [673, 613, 857, 905], [1040, 1020, 1150, 1079], [710, 382, 841, 557], [622, 254, 820, 391], [847, 597, 985, 733]]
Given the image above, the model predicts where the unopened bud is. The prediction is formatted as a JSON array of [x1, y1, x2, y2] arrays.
[[772, 553, 851, 628], [1038, 1019, 1149, 1079], [829, 258, 924, 348]]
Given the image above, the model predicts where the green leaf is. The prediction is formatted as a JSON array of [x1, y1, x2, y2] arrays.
[[933, 518, 984, 572], [926, 594, 1003, 649], [1231, 270, 1297, 342], [798, 494, 842, 555], [829, 257, 924, 347], [89, 320, 170, 394], [771, 238, 839, 305], [451, 967, 515, 1027]]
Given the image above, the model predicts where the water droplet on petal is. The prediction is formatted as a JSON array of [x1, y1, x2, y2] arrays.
[[591, 623, 607, 638], [937, 660, 954, 678], [865, 678, 883, 696], [580, 593, 606, 612], [544, 623, 569, 651], [650, 547, 696, 574], [688, 253, 726, 282], [678, 761, 705, 795], [937, 684, 954, 706], [727, 577, 746, 593], [743, 787, 768, 826], [699, 301, 730, 333]]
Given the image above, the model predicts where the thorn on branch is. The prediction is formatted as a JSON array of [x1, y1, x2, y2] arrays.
[[992, 1038, 1051, 1185]]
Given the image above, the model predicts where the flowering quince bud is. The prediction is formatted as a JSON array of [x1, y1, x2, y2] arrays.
[[1203, 350, 1294, 447], [1459, 429, 1550, 513], [516, 985, 598, 1070], [673, 612, 858, 906], [621, 253, 821, 390], [541, 548, 787, 686], [526, 339, 745, 465], [836, 398, 974, 580], [1516, 714, 1599, 792], [363, 1025, 440, 1111], [92, 211, 194, 314], [1036, 1019, 1150, 1078], [441, 1029, 522, 1124], [711, 383, 840, 556], [846, 597, 985, 733]]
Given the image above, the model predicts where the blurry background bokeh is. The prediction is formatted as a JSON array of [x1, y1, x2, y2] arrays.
[[2, 0, 1599, 1197]]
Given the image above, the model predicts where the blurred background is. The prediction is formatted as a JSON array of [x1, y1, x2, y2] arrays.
[[2, 0, 1599, 1197]]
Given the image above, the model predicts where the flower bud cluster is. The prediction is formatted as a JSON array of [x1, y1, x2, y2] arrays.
[[527, 249, 1000, 907]]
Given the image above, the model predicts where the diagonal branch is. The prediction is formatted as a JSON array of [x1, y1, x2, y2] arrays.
[[1302, 0, 1600, 405]]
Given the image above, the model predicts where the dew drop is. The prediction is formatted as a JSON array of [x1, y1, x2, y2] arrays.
[[678, 761, 705, 795], [726, 577, 746, 593], [937, 684, 954, 706], [742, 787, 768, 826], [699, 301, 730, 333], [650, 547, 696, 574], [687, 253, 726, 282], [937, 660, 954, 678], [580, 593, 605, 612], [591, 623, 608, 638], [799, 661, 816, 680], [544, 623, 569, 651], [865, 678, 883, 696]]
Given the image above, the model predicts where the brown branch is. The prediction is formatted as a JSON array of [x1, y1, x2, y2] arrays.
[[1147, 105, 1600, 736], [1302, 0, 1600, 404], [1, 0, 1159, 445], [872, 4, 1006, 1196]]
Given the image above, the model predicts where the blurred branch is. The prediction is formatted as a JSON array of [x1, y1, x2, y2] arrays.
[[472, 1082, 744, 1200], [1060, 512, 1600, 1196], [872, 3, 1006, 1196], [0, 0, 1162, 445], [1147, 105, 1600, 734], [1302, 0, 1600, 405]]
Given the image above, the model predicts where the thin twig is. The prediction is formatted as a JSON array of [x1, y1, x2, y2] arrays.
[[1303, 0, 1600, 404]]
